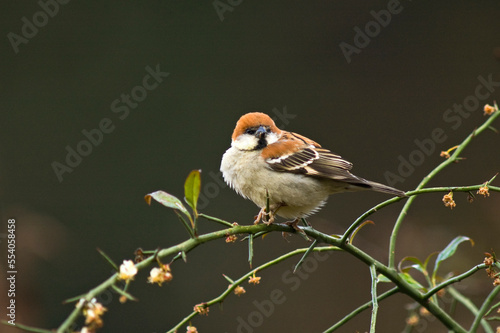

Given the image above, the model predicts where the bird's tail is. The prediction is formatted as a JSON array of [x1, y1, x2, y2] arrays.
[[363, 180, 406, 197]]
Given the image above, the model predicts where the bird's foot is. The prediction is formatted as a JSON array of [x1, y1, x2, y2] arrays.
[[283, 218, 310, 241], [254, 208, 275, 225]]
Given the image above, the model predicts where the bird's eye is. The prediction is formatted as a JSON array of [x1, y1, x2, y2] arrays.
[[245, 129, 256, 135], [265, 128, 271, 133]]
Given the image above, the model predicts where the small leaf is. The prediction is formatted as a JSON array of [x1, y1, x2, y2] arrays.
[[145, 190, 191, 220], [184, 170, 202, 215], [399, 272, 426, 291], [377, 274, 391, 283], [432, 236, 474, 283], [349, 220, 374, 244], [399, 256, 427, 275]]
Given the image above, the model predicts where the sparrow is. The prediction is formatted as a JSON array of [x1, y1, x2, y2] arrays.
[[220, 112, 405, 225]]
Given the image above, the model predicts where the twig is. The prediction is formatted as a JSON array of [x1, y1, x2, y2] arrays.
[[423, 264, 487, 299], [389, 109, 500, 269], [447, 287, 494, 333], [469, 285, 500, 332], [369, 265, 379, 333], [167, 246, 341, 333], [322, 287, 399, 332]]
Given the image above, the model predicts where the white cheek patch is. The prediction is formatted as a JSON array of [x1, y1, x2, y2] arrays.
[[232, 134, 259, 150], [266, 132, 280, 145]]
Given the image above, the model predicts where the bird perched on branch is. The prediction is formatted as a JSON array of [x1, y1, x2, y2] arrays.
[[220, 112, 405, 225]]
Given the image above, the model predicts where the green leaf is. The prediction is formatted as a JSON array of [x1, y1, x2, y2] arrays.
[[432, 236, 474, 284], [399, 272, 426, 291], [399, 256, 427, 276], [184, 170, 201, 216], [377, 274, 391, 283], [349, 220, 374, 245], [145, 190, 190, 214], [145, 190, 192, 223]]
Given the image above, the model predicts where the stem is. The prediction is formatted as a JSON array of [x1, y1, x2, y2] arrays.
[[342, 185, 500, 244], [323, 287, 399, 332], [447, 287, 494, 333], [423, 264, 486, 299], [198, 213, 234, 227], [369, 265, 379, 333], [0, 322, 53, 333], [469, 285, 500, 332], [389, 109, 500, 269], [304, 228, 468, 332], [167, 246, 341, 333]]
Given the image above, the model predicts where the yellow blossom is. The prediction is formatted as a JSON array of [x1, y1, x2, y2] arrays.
[[234, 285, 246, 296], [477, 183, 490, 197], [83, 298, 107, 328], [118, 260, 137, 281], [225, 235, 237, 243], [440, 151, 450, 159], [148, 264, 173, 286], [406, 314, 419, 326], [248, 273, 261, 285], [419, 307, 430, 317], [186, 325, 198, 333], [442, 192, 456, 209], [194, 303, 209, 316], [484, 104, 496, 116]]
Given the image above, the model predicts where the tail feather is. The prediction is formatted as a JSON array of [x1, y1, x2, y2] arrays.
[[364, 180, 406, 197]]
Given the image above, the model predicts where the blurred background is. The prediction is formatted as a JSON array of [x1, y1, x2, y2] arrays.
[[1, 1, 499, 332]]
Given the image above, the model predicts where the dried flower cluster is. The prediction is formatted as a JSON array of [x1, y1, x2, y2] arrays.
[[248, 273, 261, 285], [193, 303, 209, 316], [484, 104, 496, 116], [148, 264, 173, 286], [79, 298, 107, 332], [484, 253, 500, 286], [477, 183, 490, 197], [442, 192, 456, 209]]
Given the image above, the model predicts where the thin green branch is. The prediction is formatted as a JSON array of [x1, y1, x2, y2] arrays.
[[447, 287, 494, 333], [469, 285, 500, 332], [294, 239, 318, 273], [423, 264, 487, 300], [369, 265, 379, 333], [167, 246, 341, 333], [342, 184, 500, 244], [322, 287, 399, 332], [0, 322, 53, 333], [484, 300, 500, 317], [248, 233, 254, 268], [389, 109, 500, 269], [9, 183, 497, 333], [304, 227, 469, 332], [198, 213, 234, 227]]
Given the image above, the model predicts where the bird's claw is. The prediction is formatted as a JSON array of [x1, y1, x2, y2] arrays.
[[254, 208, 275, 225], [284, 219, 310, 241]]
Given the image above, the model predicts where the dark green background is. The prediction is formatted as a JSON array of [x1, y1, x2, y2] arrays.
[[1, 1, 499, 332]]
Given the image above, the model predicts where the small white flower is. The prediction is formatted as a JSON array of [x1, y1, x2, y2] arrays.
[[118, 260, 137, 281]]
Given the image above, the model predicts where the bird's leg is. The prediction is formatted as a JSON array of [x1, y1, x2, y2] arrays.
[[253, 207, 274, 224], [254, 203, 283, 225], [284, 218, 310, 241], [284, 218, 300, 231]]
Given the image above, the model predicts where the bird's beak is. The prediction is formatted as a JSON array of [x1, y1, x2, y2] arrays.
[[254, 125, 267, 138]]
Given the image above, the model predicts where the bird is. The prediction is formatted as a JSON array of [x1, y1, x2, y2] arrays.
[[220, 112, 405, 225]]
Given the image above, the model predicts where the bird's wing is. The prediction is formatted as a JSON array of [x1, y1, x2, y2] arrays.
[[262, 131, 362, 183]]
